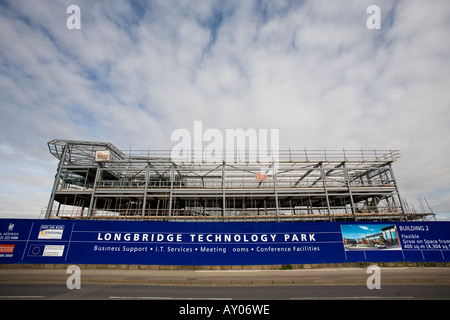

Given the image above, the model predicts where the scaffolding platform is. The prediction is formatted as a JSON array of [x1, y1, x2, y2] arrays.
[[44, 139, 433, 222]]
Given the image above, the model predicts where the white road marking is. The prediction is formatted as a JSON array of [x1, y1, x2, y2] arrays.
[[290, 296, 414, 300], [109, 296, 231, 300], [0, 296, 45, 299]]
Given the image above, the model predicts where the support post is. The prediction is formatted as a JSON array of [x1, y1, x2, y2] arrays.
[[388, 162, 406, 219], [45, 145, 68, 219], [142, 168, 149, 218], [342, 162, 357, 220], [87, 165, 101, 218], [320, 162, 332, 220], [168, 165, 174, 219], [222, 161, 226, 219], [273, 166, 279, 221]]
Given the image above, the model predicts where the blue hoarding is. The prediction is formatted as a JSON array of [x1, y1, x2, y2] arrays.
[[0, 219, 449, 265]]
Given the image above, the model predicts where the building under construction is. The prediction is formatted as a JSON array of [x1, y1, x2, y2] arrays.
[[44, 139, 433, 222]]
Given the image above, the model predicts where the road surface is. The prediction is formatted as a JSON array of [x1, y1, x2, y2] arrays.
[[1, 267, 449, 300]]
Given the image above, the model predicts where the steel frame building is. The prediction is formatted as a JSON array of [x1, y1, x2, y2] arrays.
[[44, 139, 432, 222]]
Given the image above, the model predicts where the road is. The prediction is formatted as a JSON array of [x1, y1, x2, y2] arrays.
[[0, 283, 449, 300], [1, 267, 449, 300]]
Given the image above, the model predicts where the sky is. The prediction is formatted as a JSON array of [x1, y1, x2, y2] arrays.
[[0, 0, 449, 219]]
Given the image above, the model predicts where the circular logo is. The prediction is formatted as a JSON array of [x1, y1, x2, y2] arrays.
[[32, 246, 41, 255]]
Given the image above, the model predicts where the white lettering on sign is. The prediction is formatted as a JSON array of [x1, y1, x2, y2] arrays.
[[96, 232, 317, 243]]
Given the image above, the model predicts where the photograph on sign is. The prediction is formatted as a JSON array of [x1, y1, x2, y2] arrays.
[[341, 224, 401, 251]]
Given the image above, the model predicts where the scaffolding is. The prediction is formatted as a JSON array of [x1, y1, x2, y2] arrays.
[[44, 139, 433, 222]]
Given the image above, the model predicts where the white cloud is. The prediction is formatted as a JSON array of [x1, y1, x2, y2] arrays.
[[0, 0, 449, 218]]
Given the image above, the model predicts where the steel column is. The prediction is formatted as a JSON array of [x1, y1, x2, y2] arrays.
[[388, 162, 406, 219], [222, 162, 226, 218], [273, 167, 280, 222], [142, 168, 149, 218], [320, 162, 332, 220], [87, 165, 102, 217], [168, 165, 174, 219], [343, 162, 357, 220], [45, 144, 68, 219]]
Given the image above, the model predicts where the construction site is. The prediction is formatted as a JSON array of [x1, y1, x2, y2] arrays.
[[43, 139, 434, 222]]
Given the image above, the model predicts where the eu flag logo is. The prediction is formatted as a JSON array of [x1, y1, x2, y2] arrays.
[[28, 245, 46, 256]]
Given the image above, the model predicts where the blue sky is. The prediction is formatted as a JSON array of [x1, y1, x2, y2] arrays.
[[0, 0, 449, 219]]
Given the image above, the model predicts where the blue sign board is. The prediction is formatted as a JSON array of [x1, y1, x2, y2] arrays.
[[0, 219, 449, 265]]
